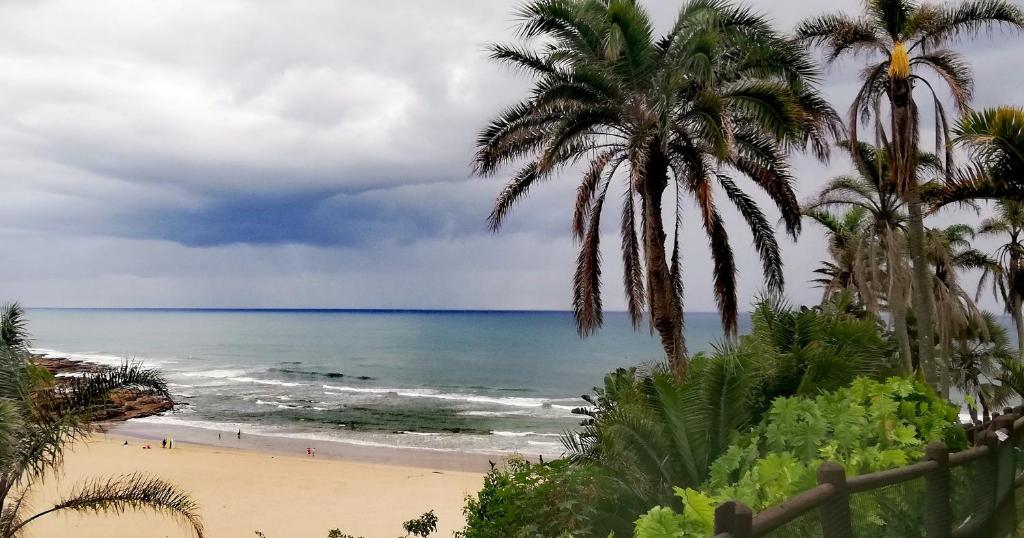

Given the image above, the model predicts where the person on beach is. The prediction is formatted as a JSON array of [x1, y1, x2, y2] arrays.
[[307, 447, 311, 457], [168, 438, 173, 449], [312, 447, 316, 457], [237, 429, 241, 439], [218, 432, 221, 440], [123, 440, 128, 446], [161, 438, 166, 449]]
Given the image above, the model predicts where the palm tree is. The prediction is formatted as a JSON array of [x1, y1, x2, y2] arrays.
[[0, 304, 203, 537], [925, 224, 989, 396], [803, 207, 870, 298], [803, 141, 917, 371], [970, 201, 1024, 355], [797, 0, 1024, 388], [475, 0, 841, 377], [931, 107, 1024, 204], [948, 312, 1014, 423]]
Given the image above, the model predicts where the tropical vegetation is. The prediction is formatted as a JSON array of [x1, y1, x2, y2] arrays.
[[464, 0, 1024, 534]]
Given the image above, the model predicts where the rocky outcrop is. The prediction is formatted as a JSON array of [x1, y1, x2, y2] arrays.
[[31, 354, 175, 422]]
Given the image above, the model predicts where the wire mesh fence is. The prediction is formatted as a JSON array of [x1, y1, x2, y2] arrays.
[[849, 476, 925, 537]]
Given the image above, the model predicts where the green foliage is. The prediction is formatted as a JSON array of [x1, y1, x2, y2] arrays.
[[708, 377, 964, 510], [633, 488, 717, 538], [25, 361, 56, 389], [458, 456, 604, 538], [402, 510, 437, 537], [465, 295, 899, 537], [738, 293, 894, 420], [631, 377, 964, 537]]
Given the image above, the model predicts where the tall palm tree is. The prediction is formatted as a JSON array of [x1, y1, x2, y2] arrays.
[[931, 107, 1024, 204], [803, 142, 916, 371], [476, 0, 841, 376], [0, 304, 203, 537], [803, 207, 870, 298], [797, 0, 1024, 388]]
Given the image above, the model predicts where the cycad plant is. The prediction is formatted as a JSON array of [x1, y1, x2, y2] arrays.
[[475, 0, 841, 377], [797, 0, 1024, 388], [563, 360, 750, 534], [0, 303, 203, 537]]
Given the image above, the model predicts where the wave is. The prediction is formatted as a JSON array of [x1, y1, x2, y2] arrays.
[[321, 384, 582, 409], [180, 369, 303, 387], [181, 369, 248, 379], [491, 431, 563, 438], [31, 347, 140, 367]]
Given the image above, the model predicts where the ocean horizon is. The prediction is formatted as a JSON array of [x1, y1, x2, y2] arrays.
[[26, 308, 749, 455]]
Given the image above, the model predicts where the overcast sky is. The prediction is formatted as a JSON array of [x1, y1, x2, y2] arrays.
[[0, 0, 1020, 312]]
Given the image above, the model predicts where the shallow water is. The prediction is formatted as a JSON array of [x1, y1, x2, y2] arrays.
[[28, 308, 746, 453]]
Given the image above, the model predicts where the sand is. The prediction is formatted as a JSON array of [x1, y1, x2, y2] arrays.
[[24, 435, 484, 538]]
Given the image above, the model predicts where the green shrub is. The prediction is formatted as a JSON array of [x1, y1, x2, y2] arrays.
[[458, 456, 605, 537], [633, 377, 965, 537]]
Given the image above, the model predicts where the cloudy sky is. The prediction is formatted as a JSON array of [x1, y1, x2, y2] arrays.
[[0, 0, 1020, 311]]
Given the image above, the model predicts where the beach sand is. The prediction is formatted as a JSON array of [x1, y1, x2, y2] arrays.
[[25, 435, 484, 538]]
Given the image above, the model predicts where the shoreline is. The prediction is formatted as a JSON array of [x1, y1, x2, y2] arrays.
[[104, 419, 512, 473]]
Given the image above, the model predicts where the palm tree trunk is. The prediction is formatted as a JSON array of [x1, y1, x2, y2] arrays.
[[890, 77, 938, 387], [888, 274, 913, 370], [1012, 295, 1024, 357], [640, 143, 686, 378]]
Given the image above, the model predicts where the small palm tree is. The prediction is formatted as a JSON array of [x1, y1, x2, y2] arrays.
[[0, 304, 203, 537], [970, 201, 1024, 355], [476, 0, 840, 377], [925, 224, 990, 396], [803, 207, 870, 298], [931, 107, 1024, 205], [797, 0, 1024, 388], [948, 313, 1014, 424]]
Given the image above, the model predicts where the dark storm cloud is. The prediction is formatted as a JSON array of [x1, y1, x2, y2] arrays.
[[0, 0, 1019, 310]]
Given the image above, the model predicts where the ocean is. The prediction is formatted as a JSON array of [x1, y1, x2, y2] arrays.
[[27, 308, 746, 455]]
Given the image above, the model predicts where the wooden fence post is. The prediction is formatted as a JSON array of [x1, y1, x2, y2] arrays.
[[714, 500, 752, 538], [817, 462, 853, 538], [974, 429, 1000, 535], [924, 442, 951, 538], [993, 414, 1018, 536]]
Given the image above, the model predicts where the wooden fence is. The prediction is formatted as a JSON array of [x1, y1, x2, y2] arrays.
[[713, 406, 1024, 538]]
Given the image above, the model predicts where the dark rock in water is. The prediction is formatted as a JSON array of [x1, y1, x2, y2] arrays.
[[30, 353, 174, 422]]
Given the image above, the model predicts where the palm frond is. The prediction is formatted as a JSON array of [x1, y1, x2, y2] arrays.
[[10, 474, 204, 538]]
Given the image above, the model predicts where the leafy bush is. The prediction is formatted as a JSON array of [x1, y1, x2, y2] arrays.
[[633, 377, 965, 537], [402, 510, 437, 537], [735, 293, 894, 421], [458, 456, 605, 537]]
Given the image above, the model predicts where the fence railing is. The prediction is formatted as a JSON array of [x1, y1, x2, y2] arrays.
[[713, 406, 1024, 538]]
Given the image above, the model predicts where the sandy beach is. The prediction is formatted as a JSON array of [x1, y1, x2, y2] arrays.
[[25, 434, 484, 538]]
